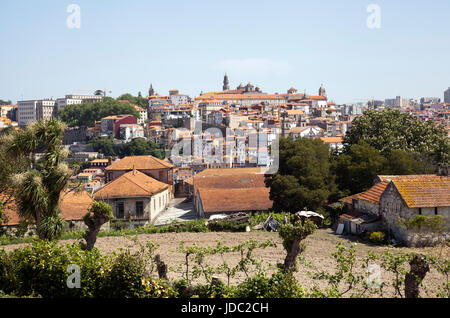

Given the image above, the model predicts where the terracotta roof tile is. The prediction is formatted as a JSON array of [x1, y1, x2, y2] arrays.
[[94, 170, 168, 199], [184, 167, 268, 185], [193, 174, 266, 190], [391, 176, 450, 208], [105, 155, 173, 171], [198, 187, 272, 213], [354, 180, 390, 204]]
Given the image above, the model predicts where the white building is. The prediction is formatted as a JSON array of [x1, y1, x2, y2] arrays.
[[119, 124, 145, 142], [56, 94, 102, 113], [134, 105, 148, 125], [170, 94, 190, 106], [18, 98, 56, 126], [18, 100, 38, 126], [36, 99, 57, 121]]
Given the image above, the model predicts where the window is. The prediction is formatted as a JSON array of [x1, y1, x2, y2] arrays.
[[418, 208, 422, 215], [116, 202, 124, 219], [435, 207, 438, 215], [136, 201, 144, 218]]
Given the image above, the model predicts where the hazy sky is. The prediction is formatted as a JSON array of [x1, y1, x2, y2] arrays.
[[1, 0, 449, 104]]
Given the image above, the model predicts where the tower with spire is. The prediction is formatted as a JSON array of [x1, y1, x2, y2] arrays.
[[223, 74, 230, 91], [149, 84, 155, 96], [319, 84, 327, 99]]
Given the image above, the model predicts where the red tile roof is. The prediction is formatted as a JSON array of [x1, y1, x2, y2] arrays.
[[94, 170, 168, 199], [198, 187, 272, 214], [105, 155, 173, 171]]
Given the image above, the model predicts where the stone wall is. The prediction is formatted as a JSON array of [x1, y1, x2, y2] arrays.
[[353, 199, 379, 216]]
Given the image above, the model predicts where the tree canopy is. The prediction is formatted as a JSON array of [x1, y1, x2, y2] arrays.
[[5, 118, 72, 240], [117, 93, 147, 108], [343, 109, 449, 165], [265, 137, 337, 212], [59, 97, 140, 127], [89, 136, 165, 159], [331, 141, 434, 196]]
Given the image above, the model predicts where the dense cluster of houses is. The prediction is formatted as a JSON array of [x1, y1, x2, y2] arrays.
[[0, 78, 449, 247], [1, 151, 448, 247]]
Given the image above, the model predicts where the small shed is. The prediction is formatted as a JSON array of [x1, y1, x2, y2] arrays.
[[337, 211, 381, 235]]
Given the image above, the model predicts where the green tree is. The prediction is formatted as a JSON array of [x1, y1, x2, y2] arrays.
[[117, 93, 147, 108], [59, 97, 140, 127], [265, 137, 336, 212], [88, 136, 117, 156], [383, 149, 435, 175], [343, 108, 449, 165], [332, 142, 436, 196], [89, 136, 165, 159], [6, 118, 72, 240], [332, 141, 388, 195], [117, 138, 165, 158]]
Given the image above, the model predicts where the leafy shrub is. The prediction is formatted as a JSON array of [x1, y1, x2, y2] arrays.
[[234, 273, 270, 298], [234, 270, 305, 298], [266, 270, 305, 298], [65, 244, 108, 298], [401, 215, 445, 233], [10, 240, 72, 297], [98, 249, 147, 298], [368, 232, 386, 244], [0, 249, 16, 295], [142, 279, 178, 298], [173, 279, 195, 298], [193, 281, 235, 298]]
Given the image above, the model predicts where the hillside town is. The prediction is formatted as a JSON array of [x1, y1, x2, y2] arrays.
[[0, 77, 449, 249]]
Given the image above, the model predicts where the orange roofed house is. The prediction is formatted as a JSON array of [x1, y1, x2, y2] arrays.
[[185, 167, 273, 218], [94, 169, 170, 225], [339, 174, 450, 247], [105, 155, 174, 187]]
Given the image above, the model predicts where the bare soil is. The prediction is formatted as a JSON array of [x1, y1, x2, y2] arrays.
[[3, 229, 449, 298]]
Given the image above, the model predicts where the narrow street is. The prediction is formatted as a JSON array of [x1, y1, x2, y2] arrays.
[[153, 197, 198, 226]]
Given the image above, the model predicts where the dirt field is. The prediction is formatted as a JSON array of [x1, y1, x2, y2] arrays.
[[3, 229, 449, 298]]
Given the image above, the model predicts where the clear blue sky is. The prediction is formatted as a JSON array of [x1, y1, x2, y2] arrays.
[[1, 0, 449, 104]]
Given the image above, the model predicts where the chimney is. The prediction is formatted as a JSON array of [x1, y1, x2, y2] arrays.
[[133, 164, 136, 175]]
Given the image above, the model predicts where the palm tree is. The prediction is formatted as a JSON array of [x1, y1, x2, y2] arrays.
[[7, 118, 72, 240]]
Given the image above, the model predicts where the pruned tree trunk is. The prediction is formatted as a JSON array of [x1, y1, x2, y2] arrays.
[[211, 276, 221, 287], [84, 214, 109, 251], [283, 238, 305, 272], [405, 255, 430, 298], [155, 254, 168, 280]]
